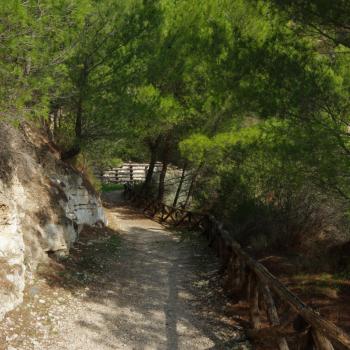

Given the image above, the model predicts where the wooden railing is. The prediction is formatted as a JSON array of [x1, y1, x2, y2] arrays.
[[127, 191, 350, 350], [97, 162, 163, 184]]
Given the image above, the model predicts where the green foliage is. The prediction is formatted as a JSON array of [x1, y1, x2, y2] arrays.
[[0, 0, 91, 120], [2, 0, 350, 256], [267, 0, 350, 47], [101, 183, 124, 193]]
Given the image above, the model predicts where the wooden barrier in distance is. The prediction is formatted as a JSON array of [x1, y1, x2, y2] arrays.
[[97, 163, 163, 184]]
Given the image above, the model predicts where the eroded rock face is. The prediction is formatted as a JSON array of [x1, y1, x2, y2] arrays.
[[0, 123, 106, 319], [0, 199, 25, 320], [55, 174, 106, 231]]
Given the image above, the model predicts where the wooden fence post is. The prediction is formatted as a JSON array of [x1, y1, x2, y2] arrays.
[[249, 275, 261, 329], [312, 330, 334, 350], [225, 255, 234, 289], [297, 329, 314, 350], [239, 260, 247, 290], [261, 284, 289, 350], [129, 165, 133, 182], [233, 255, 241, 289]]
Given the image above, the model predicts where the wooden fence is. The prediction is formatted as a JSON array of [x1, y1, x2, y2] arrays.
[[126, 191, 350, 350], [97, 162, 163, 183]]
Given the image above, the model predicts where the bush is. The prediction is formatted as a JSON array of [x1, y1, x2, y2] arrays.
[[101, 183, 125, 193]]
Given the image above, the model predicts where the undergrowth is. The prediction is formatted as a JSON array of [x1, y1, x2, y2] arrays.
[[101, 183, 124, 193]]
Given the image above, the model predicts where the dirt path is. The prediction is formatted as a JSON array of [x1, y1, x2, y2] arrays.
[[1, 192, 250, 350]]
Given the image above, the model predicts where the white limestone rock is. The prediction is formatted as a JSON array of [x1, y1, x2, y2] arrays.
[[0, 123, 106, 319]]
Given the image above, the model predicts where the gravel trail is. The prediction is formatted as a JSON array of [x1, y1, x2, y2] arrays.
[[1, 192, 249, 350]]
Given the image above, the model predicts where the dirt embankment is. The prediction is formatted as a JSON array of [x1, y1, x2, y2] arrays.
[[0, 123, 105, 320]]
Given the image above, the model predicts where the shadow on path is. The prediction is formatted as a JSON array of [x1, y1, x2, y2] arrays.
[[37, 191, 249, 349]]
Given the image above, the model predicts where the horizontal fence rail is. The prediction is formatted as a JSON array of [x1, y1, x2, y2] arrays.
[[96, 162, 163, 184], [125, 189, 350, 350]]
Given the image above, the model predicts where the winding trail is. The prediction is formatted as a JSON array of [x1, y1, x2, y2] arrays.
[[2, 192, 249, 350]]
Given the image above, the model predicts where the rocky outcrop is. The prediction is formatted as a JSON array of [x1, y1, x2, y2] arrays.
[[0, 123, 106, 319], [57, 175, 106, 230]]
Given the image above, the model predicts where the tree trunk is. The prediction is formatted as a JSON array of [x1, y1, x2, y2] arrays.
[[75, 62, 88, 140], [75, 93, 83, 139], [53, 109, 58, 140], [183, 163, 202, 209], [158, 160, 168, 202], [184, 177, 194, 209], [142, 137, 161, 195], [172, 161, 187, 207], [157, 141, 171, 202], [61, 64, 88, 160]]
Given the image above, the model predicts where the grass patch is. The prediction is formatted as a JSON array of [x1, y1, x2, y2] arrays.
[[101, 183, 124, 192], [105, 235, 121, 255]]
